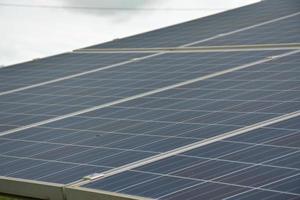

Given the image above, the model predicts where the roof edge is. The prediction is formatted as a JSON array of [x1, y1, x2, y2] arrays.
[[0, 176, 149, 200]]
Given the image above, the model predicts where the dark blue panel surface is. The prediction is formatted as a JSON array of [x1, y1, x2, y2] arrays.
[[225, 190, 300, 200], [83, 115, 300, 199], [1, 50, 299, 186], [0, 1, 300, 199], [265, 174, 300, 194], [216, 165, 298, 187], [84, 171, 158, 192], [0, 53, 149, 92], [198, 14, 300, 46], [119, 176, 199, 199], [0, 50, 283, 131]]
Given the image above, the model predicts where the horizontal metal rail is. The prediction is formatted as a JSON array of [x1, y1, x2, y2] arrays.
[[75, 43, 300, 54]]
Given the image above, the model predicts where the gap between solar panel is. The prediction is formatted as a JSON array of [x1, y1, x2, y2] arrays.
[[74, 43, 300, 54], [70, 110, 300, 186], [1, 11, 299, 97], [0, 49, 299, 137]]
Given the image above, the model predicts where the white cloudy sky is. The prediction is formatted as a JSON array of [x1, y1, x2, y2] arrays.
[[0, 0, 259, 66]]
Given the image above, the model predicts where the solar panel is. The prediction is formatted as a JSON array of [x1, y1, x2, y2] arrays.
[[85, 0, 300, 49], [0, 0, 300, 199], [0, 50, 283, 132], [196, 14, 300, 46], [0, 53, 149, 93], [83, 116, 300, 200], [0, 49, 299, 186]]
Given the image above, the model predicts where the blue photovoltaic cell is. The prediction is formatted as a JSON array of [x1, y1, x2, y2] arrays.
[[84, 116, 300, 199], [0, 50, 282, 132], [197, 14, 300, 46], [226, 190, 300, 200], [86, 0, 300, 49], [0, 53, 149, 92], [0, 50, 299, 185]]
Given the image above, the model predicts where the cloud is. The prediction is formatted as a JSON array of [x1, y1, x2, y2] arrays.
[[63, 0, 154, 8], [0, 0, 260, 66], [61, 0, 158, 19]]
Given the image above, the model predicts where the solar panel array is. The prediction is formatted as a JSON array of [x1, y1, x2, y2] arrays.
[[0, 0, 300, 199]]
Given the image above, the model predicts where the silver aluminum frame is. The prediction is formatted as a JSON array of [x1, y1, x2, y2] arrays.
[[0, 176, 149, 200]]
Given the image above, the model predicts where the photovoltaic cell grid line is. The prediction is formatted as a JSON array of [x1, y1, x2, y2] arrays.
[[0, 53, 151, 93], [86, 0, 300, 49], [197, 13, 300, 46], [0, 50, 283, 132], [83, 116, 300, 200], [0, 51, 299, 185]]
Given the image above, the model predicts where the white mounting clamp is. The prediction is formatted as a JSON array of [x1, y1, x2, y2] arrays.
[[83, 173, 105, 181]]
